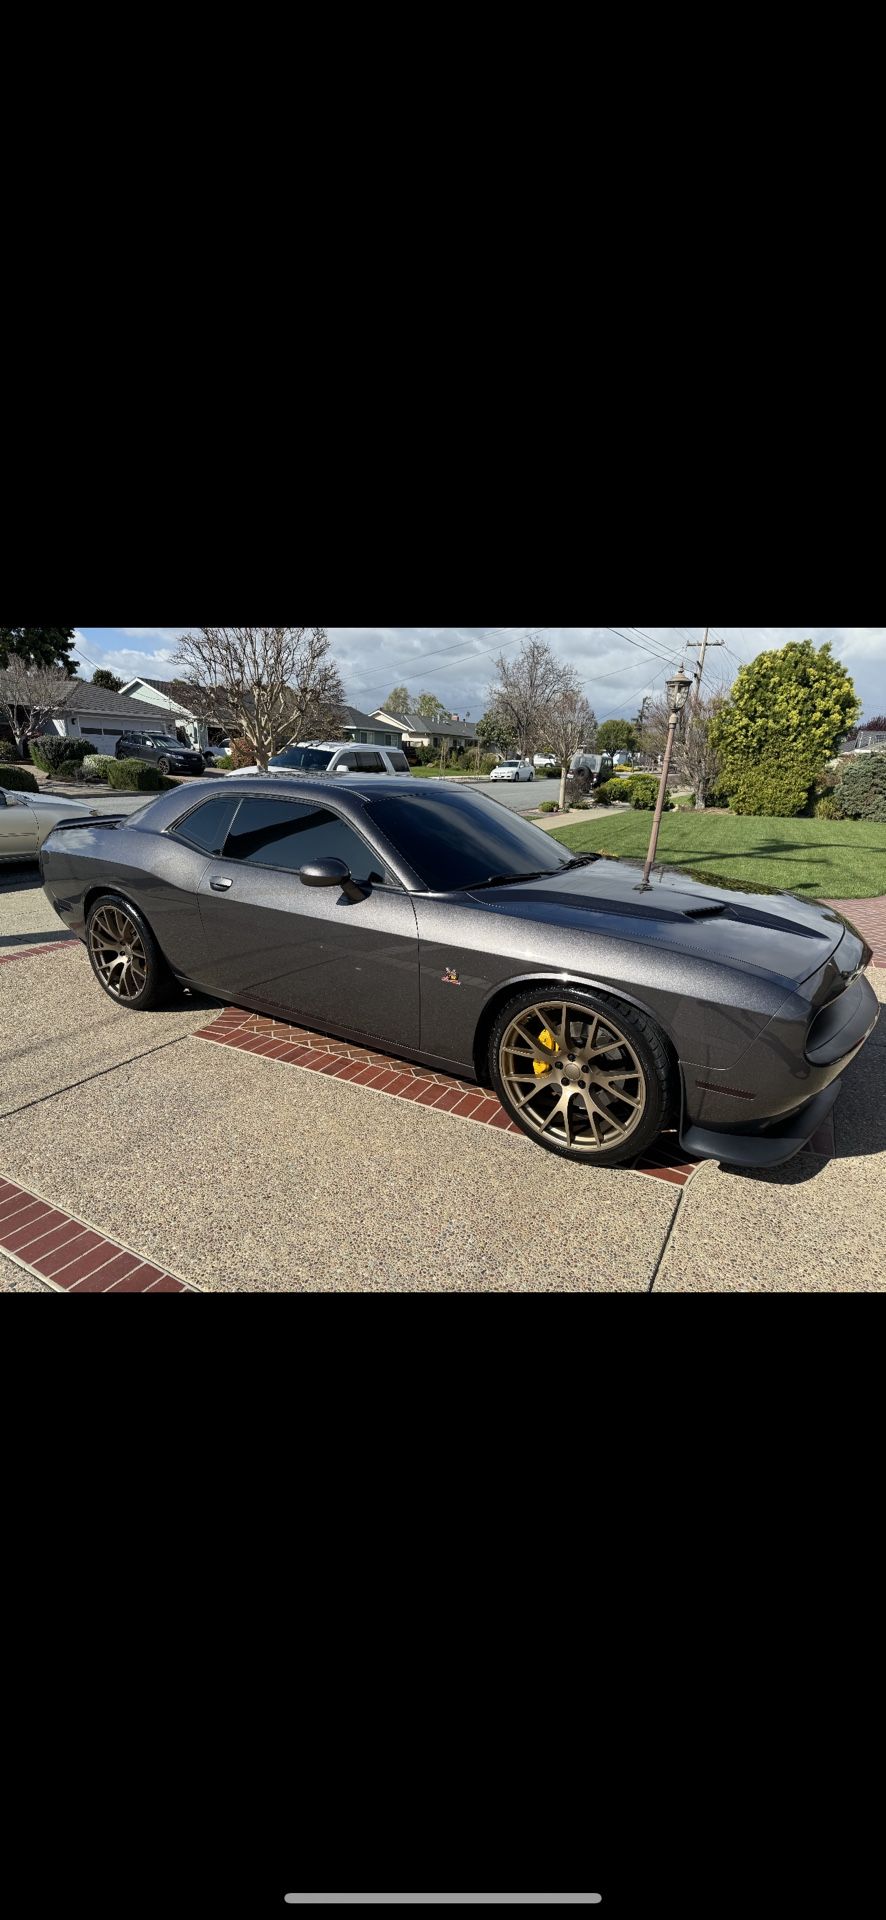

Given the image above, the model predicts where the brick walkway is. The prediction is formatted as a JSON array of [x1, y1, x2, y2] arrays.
[[824, 896, 886, 966]]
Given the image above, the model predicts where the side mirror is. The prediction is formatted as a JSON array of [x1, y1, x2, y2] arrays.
[[299, 857, 366, 903], [334, 764, 351, 775]]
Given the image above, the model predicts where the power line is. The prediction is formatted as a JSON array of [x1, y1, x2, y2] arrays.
[[349, 627, 549, 704], [604, 627, 684, 668]]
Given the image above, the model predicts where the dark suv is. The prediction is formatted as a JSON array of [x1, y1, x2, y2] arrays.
[[115, 731, 205, 776]]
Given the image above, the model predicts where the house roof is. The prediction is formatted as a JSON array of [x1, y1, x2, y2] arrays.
[[341, 704, 404, 733], [401, 712, 478, 740], [0, 674, 163, 719]]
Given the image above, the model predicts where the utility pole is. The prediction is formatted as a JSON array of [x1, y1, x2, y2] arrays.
[[640, 666, 692, 888], [686, 629, 724, 712], [635, 694, 650, 767]]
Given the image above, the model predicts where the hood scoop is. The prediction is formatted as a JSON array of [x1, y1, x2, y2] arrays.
[[683, 903, 727, 919]]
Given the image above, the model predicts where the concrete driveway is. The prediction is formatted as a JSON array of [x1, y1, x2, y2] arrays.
[[1, 872, 884, 1293]]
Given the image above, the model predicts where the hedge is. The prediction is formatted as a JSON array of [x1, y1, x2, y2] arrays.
[[54, 759, 92, 782], [1, 766, 39, 793], [82, 753, 118, 781], [723, 753, 816, 818], [0, 740, 22, 763], [836, 755, 886, 823], [29, 735, 91, 774], [107, 758, 164, 791]]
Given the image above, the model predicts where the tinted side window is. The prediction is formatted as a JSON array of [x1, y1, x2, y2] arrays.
[[223, 799, 394, 883], [388, 751, 410, 771], [336, 753, 359, 770], [170, 796, 237, 854], [354, 752, 385, 772]]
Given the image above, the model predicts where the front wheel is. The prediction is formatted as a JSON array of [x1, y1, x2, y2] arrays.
[[85, 895, 171, 1011], [157, 757, 171, 775], [490, 986, 672, 1166]]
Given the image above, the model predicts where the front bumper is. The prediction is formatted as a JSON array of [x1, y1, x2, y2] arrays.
[[679, 974, 879, 1169], [680, 1078, 842, 1170]]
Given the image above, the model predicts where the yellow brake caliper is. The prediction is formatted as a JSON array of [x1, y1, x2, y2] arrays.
[[533, 1027, 560, 1076]]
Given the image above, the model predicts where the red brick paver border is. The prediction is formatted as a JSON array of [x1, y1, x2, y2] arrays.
[[0, 1178, 195, 1292], [195, 1008, 705, 1185], [0, 939, 79, 965], [824, 897, 886, 967]]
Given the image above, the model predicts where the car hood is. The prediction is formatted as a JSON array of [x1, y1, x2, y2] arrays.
[[465, 858, 854, 987]]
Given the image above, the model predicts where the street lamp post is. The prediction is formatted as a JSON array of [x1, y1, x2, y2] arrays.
[[640, 664, 692, 888]]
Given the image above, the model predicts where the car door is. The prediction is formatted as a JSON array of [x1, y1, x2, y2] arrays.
[[195, 794, 420, 1051], [0, 791, 38, 858]]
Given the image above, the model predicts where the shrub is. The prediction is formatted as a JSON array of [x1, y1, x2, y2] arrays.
[[53, 759, 90, 782], [107, 757, 164, 791], [214, 755, 234, 772], [0, 766, 39, 793], [82, 753, 117, 781], [814, 795, 845, 820], [565, 770, 592, 806], [629, 775, 665, 810], [538, 800, 559, 813], [228, 736, 256, 770], [596, 777, 631, 806], [836, 755, 886, 823], [0, 740, 22, 763], [28, 735, 91, 774], [726, 757, 816, 817]]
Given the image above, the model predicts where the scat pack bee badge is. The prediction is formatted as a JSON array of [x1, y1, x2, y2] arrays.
[[441, 967, 461, 986]]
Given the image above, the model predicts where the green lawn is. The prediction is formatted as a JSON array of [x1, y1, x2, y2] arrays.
[[549, 810, 886, 899]]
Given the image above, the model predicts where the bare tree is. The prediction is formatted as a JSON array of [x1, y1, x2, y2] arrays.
[[640, 687, 728, 808], [172, 628, 346, 769], [0, 654, 77, 751], [487, 637, 578, 761], [546, 691, 598, 811]]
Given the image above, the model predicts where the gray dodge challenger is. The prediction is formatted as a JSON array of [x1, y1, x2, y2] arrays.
[[39, 775, 879, 1169]]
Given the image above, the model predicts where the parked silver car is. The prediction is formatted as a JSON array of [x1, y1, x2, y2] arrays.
[[238, 742, 412, 777], [0, 786, 100, 862]]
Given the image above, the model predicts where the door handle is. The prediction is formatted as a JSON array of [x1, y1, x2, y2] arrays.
[[210, 876, 234, 892]]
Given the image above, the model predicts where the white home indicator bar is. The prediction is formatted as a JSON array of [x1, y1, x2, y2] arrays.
[[284, 1900, 602, 1907]]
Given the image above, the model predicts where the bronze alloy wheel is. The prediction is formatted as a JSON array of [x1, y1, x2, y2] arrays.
[[88, 902, 150, 1002], [495, 995, 656, 1160]]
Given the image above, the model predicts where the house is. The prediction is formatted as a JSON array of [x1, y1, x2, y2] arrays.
[[115, 685, 405, 754], [118, 677, 221, 751], [0, 675, 178, 753], [840, 729, 886, 756], [371, 708, 478, 753], [338, 706, 406, 749]]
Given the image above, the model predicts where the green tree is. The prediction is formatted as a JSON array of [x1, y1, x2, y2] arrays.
[[596, 719, 637, 757], [416, 691, 449, 720], [0, 627, 79, 674], [384, 685, 411, 715], [712, 639, 861, 816], [476, 709, 516, 756], [91, 668, 124, 693]]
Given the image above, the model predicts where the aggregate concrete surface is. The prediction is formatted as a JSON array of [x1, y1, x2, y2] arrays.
[[0, 1247, 51, 1292], [0, 1013, 679, 1292]]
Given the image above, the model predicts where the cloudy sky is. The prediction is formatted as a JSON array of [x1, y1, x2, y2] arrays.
[[72, 627, 886, 724]]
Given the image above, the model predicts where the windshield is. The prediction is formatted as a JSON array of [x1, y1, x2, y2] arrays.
[[269, 747, 335, 771], [364, 789, 575, 891]]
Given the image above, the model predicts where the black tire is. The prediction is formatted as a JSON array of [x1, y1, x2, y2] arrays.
[[156, 757, 170, 775], [85, 894, 172, 1011], [489, 984, 673, 1166]]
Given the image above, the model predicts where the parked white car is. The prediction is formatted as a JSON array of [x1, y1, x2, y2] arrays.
[[0, 786, 100, 862], [236, 742, 413, 777], [490, 759, 535, 782], [533, 753, 557, 769]]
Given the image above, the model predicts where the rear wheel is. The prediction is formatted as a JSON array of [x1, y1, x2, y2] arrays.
[[490, 986, 672, 1166], [157, 756, 170, 775], [85, 895, 171, 1011]]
